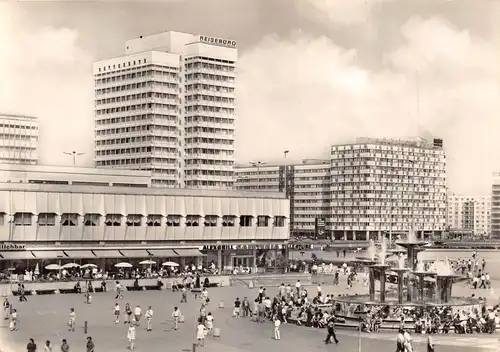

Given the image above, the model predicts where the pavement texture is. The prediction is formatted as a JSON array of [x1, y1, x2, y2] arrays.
[[1, 280, 499, 352]]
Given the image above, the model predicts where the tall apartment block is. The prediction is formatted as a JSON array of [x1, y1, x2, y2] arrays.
[[446, 195, 491, 237], [93, 31, 236, 188], [0, 114, 39, 165], [235, 138, 447, 241], [489, 174, 500, 238]]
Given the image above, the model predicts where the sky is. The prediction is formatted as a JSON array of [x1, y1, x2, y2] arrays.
[[0, 0, 499, 195]]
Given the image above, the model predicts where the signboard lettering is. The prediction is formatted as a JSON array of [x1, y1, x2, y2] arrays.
[[199, 35, 237, 48], [0, 243, 26, 250]]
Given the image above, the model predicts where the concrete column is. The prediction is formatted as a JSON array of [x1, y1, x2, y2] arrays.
[[343, 230, 347, 240], [217, 249, 222, 273], [397, 271, 404, 304], [377, 231, 381, 241], [352, 231, 356, 241], [195, 256, 203, 268], [369, 267, 375, 302], [365, 230, 369, 241], [252, 248, 257, 273], [180, 257, 186, 269], [379, 268, 387, 303]]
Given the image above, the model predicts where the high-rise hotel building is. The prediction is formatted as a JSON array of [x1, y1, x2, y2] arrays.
[[93, 31, 236, 189], [235, 138, 447, 240], [0, 114, 39, 165]]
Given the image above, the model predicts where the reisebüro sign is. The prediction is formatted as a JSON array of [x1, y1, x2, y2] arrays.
[[199, 35, 237, 48], [0, 243, 26, 251]]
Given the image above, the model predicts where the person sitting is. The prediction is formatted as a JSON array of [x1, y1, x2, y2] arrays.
[[101, 279, 107, 292], [74, 281, 81, 294], [203, 277, 210, 288], [156, 279, 163, 289], [133, 278, 140, 290]]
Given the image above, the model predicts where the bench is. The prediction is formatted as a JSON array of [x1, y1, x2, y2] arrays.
[[143, 285, 162, 291], [125, 286, 143, 291], [11, 291, 33, 296], [35, 289, 57, 295], [59, 288, 79, 294]]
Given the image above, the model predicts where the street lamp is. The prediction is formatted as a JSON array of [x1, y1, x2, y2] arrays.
[[63, 151, 85, 166], [249, 161, 267, 190], [284, 150, 289, 159]]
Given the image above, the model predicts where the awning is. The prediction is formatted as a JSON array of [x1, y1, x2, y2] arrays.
[[64, 250, 96, 259], [0, 251, 35, 260], [92, 250, 123, 258], [173, 248, 205, 257], [119, 249, 150, 258], [31, 250, 67, 259], [148, 249, 178, 257]]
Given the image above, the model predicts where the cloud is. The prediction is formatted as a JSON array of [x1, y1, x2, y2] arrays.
[[236, 17, 500, 194], [0, 3, 94, 167], [295, 0, 398, 26]]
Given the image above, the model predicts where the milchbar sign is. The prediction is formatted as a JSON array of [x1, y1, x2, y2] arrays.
[[199, 35, 237, 48], [0, 243, 26, 250]]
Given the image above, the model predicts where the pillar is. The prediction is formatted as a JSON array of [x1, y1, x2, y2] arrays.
[[217, 249, 222, 273], [418, 275, 425, 302], [397, 271, 404, 304], [369, 267, 375, 302], [180, 257, 186, 269], [406, 274, 413, 302], [252, 248, 257, 274], [365, 230, 369, 241], [195, 256, 203, 268], [344, 230, 348, 241], [377, 231, 381, 242], [379, 268, 387, 303], [389, 231, 393, 245]]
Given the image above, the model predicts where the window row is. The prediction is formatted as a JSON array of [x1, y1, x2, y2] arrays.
[[5, 213, 286, 228]]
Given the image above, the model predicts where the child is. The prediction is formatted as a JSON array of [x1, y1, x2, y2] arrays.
[[9, 308, 17, 331], [196, 319, 206, 347], [114, 303, 120, 324], [172, 307, 181, 330], [205, 312, 214, 335], [124, 303, 132, 324], [127, 322, 136, 350], [68, 308, 76, 332], [145, 306, 153, 331], [180, 287, 187, 303], [273, 315, 281, 340]]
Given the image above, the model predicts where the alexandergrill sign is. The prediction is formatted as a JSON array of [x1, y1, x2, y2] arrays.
[[199, 35, 237, 49], [0, 243, 26, 251]]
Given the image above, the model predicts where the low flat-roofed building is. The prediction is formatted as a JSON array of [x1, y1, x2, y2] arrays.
[[0, 164, 152, 188], [0, 181, 290, 271]]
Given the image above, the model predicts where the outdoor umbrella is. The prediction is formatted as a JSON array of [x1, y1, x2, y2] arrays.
[[115, 262, 133, 268], [162, 261, 179, 267], [62, 263, 80, 269], [81, 263, 97, 269], [45, 264, 62, 270], [139, 260, 156, 265]]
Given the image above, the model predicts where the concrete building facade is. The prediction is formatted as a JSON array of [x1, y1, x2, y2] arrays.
[[0, 114, 38, 165], [93, 31, 236, 189], [446, 195, 491, 237]]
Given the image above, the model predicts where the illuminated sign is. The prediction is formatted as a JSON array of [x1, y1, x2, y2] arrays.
[[0, 243, 26, 251], [199, 35, 237, 48]]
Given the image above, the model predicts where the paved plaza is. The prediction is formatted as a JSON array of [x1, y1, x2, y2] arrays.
[[1, 280, 499, 352]]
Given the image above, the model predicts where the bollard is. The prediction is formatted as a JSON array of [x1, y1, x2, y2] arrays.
[[84, 320, 88, 334], [213, 327, 221, 337], [248, 280, 254, 289], [219, 301, 224, 309], [9, 305, 12, 315], [192, 342, 197, 352], [179, 315, 185, 323]]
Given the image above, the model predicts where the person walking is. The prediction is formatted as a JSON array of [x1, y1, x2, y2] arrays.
[[60, 339, 70, 352], [145, 306, 153, 331], [127, 322, 136, 350], [324, 317, 339, 344], [27, 338, 37, 352], [427, 331, 435, 352], [273, 315, 281, 340], [86, 336, 95, 352], [172, 306, 181, 330], [44, 340, 53, 352]]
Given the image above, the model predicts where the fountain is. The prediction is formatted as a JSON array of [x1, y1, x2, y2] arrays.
[[413, 260, 437, 302], [367, 237, 391, 303]]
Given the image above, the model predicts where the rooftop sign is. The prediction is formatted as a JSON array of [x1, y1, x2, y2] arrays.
[[199, 35, 237, 49], [0, 243, 26, 251]]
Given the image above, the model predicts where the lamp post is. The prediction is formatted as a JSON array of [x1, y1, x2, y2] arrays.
[[63, 151, 85, 166], [250, 161, 267, 190]]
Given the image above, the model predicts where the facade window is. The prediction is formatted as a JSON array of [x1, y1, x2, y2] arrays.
[[61, 213, 78, 226], [239, 215, 253, 227], [13, 212, 32, 226], [84, 213, 100, 226], [105, 214, 122, 226], [38, 213, 56, 226], [126, 214, 142, 227], [186, 215, 200, 227], [146, 214, 162, 227], [204, 215, 218, 227], [222, 215, 236, 227], [166, 215, 181, 227], [257, 215, 269, 227], [0, 212, 4, 226], [274, 216, 286, 227]]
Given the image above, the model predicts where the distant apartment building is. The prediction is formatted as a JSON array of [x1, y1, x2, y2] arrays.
[[93, 31, 236, 189], [446, 195, 491, 237], [235, 137, 447, 241], [0, 114, 38, 165], [489, 174, 500, 238]]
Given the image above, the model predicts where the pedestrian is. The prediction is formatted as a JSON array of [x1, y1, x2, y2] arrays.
[[60, 339, 70, 352], [324, 317, 339, 344], [115, 281, 123, 300], [3, 297, 10, 320], [86, 336, 95, 352], [114, 302, 120, 324], [124, 303, 132, 323], [127, 322, 136, 350], [10, 308, 18, 331], [196, 319, 206, 347], [27, 338, 37, 352], [273, 315, 281, 340], [145, 306, 153, 331], [396, 328, 405, 352], [44, 340, 53, 352], [233, 298, 241, 318], [205, 312, 214, 335], [172, 306, 181, 330], [133, 305, 141, 326], [68, 308, 76, 332], [180, 286, 187, 303], [427, 331, 435, 352]]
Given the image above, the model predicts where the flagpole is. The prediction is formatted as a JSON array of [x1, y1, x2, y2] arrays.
[[358, 320, 362, 352]]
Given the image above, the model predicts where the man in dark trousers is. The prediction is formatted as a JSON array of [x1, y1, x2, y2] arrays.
[[325, 316, 339, 344]]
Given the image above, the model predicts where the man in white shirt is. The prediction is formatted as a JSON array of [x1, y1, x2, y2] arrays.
[[273, 315, 281, 340], [145, 306, 153, 331], [134, 306, 142, 326], [295, 280, 301, 296], [317, 284, 322, 295], [172, 306, 181, 330]]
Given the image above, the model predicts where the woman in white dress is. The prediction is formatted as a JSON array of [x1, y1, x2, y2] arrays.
[[205, 312, 214, 335], [127, 322, 136, 350], [196, 320, 206, 347]]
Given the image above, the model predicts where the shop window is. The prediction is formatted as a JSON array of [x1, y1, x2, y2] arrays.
[[239, 215, 253, 227], [146, 214, 162, 227], [166, 214, 181, 227], [38, 213, 56, 226], [13, 212, 32, 226], [84, 213, 100, 226], [105, 214, 122, 226], [204, 215, 218, 227], [126, 214, 142, 226], [257, 215, 269, 227], [274, 216, 286, 227], [0, 212, 5, 226], [186, 215, 200, 227], [222, 215, 236, 227], [61, 213, 78, 226]]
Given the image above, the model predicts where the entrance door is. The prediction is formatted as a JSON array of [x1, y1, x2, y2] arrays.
[[232, 256, 250, 267]]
